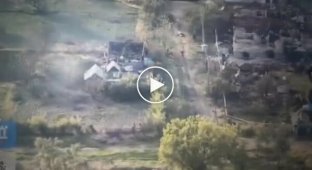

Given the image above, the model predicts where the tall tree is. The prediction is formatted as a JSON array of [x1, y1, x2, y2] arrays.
[[148, 91, 166, 123], [147, 90, 166, 135]]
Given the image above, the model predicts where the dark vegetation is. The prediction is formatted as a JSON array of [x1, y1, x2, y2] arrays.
[[16, 115, 91, 140], [103, 82, 150, 102]]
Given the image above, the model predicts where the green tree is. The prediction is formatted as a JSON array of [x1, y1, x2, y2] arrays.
[[148, 91, 166, 124], [147, 90, 166, 135], [159, 116, 246, 170]]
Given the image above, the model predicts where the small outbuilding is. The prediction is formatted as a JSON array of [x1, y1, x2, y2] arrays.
[[105, 61, 122, 79], [84, 64, 105, 93]]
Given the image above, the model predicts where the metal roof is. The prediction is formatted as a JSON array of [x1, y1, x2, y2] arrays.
[[84, 64, 104, 80], [105, 61, 121, 72]]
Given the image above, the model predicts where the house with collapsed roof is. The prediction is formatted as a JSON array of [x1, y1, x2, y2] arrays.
[[106, 41, 147, 61], [106, 40, 154, 72], [224, 0, 278, 61], [83, 40, 155, 92]]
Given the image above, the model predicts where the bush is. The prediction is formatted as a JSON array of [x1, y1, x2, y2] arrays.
[[159, 116, 246, 170], [52, 116, 82, 136], [53, 115, 81, 128], [26, 114, 49, 136], [104, 82, 149, 102], [27, 114, 47, 126], [21, 114, 84, 137], [34, 138, 87, 170]]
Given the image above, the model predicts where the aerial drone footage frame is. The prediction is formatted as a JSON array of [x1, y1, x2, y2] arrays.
[[1, 0, 312, 169]]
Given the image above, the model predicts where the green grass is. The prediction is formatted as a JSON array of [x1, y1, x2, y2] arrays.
[[81, 149, 160, 168], [16, 150, 36, 161], [0, 0, 138, 48], [82, 150, 157, 160], [0, 13, 49, 48]]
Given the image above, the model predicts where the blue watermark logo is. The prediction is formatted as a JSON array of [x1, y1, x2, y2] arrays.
[[0, 121, 16, 149]]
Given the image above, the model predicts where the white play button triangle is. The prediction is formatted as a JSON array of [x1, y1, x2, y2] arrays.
[[150, 78, 164, 93]]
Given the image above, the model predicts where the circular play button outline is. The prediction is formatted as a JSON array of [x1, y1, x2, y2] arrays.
[[136, 66, 174, 104]]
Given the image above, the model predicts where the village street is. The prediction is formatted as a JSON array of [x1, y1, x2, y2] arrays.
[[166, 1, 216, 117]]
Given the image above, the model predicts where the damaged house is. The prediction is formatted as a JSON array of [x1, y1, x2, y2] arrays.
[[106, 41, 147, 61], [83, 40, 153, 90]]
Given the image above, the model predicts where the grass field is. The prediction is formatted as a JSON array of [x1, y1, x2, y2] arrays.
[[0, 0, 138, 49], [0, 1, 159, 169]]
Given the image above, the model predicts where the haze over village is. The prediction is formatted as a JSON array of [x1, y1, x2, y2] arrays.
[[0, 0, 312, 170]]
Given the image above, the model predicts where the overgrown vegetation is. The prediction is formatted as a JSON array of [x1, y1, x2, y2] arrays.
[[0, 84, 16, 120], [17, 114, 85, 137], [34, 137, 87, 170], [145, 90, 167, 135], [159, 116, 247, 170], [104, 81, 149, 102]]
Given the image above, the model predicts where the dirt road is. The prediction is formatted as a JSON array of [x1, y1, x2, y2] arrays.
[[165, 1, 216, 116]]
